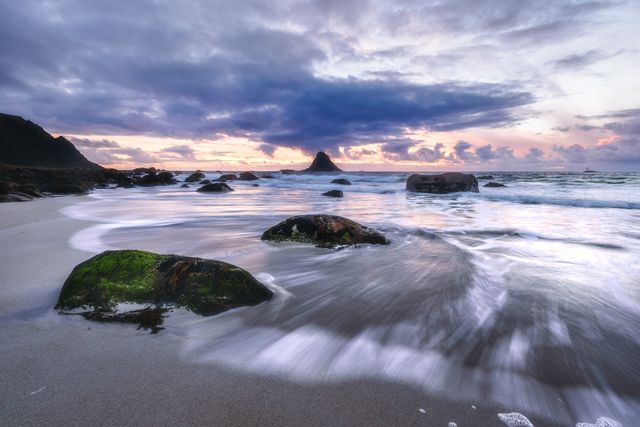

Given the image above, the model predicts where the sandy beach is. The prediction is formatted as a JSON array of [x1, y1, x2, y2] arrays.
[[0, 196, 571, 427]]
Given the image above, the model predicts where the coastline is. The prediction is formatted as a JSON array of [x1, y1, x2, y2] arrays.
[[0, 196, 566, 426]]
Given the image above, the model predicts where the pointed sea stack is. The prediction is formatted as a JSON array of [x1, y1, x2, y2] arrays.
[[304, 151, 342, 172]]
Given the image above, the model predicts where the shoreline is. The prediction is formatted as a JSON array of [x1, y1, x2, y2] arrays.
[[0, 196, 568, 426]]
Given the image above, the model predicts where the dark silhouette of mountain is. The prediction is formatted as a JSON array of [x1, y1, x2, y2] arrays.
[[0, 113, 100, 169], [304, 151, 342, 172]]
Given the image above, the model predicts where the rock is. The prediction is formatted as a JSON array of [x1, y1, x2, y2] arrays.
[[197, 182, 234, 192], [261, 174, 275, 179], [484, 181, 506, 188], [238, 172, 259, 181], [262, 215, 389, 248], [185, 170, 206, 182], [304, 151, 342, 172], [0, 180, 44, 202], [0, 113, 101, 169], [477, 175, 494, 180], [134, 171, 176, 186], [180, 183, 189, 188], [39, 180, 91, 194], [55, 250, 273, 330], [216, 173, 238, 181], [406, 173, 479, 193], [331, 178, 351, 185], [252, 183, 259, 187], [280, 169, 296, 175], [199, 179, 212, 185], [322, 190, 343, 198], [133, 167, 156, 175]]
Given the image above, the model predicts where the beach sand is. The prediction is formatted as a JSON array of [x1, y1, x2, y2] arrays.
[[0, 197, 564, 426]]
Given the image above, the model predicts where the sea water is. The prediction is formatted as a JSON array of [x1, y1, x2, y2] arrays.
[[61, 171, 640, 425]]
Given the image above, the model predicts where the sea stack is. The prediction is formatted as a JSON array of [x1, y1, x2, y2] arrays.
[[304, 151, 342, 172]]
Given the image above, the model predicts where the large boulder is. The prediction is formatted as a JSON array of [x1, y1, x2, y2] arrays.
[[406, 173, 479, 193], [55, 250, 273, 330], [197, 182, 233, 192], [262, 215, 389, 248], [185, 170, 206, 182], [238, 172, 259, 181]]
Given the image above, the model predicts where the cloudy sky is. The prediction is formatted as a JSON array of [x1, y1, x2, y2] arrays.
[[2, 0, 639, 170]]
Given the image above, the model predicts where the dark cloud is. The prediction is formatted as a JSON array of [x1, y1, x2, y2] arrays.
[[70, 138, 120, 148], [0, 0, 536, 155], [258, 144, 277, 157], [381, 140, 448, 162]]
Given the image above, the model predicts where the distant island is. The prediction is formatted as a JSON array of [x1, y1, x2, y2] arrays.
[[304, 151, 342, 172]]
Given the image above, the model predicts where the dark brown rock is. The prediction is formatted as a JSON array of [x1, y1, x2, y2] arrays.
[[322, 190, 343, 198], [238, 172, 259, 181], [331, 178, 351, 185], [262, 214, 388, 248], [197, 182, 234, 192], [406, 173, 479, 193]]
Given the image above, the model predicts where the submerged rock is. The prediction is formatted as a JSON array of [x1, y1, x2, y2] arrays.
[[238, 172, 259, 181], [55, 250, 273, 329], [197, 182, 233, 192], [216, 173, 238, 181], [280, 169, 296, 175], [477, 175, 494, 180], [180, 183, 189, 188], [406, 173, 479, 193], [576, 416, 623, 427], [262, 215, 389, 248], [331, 178, 352, 185], [322, 190, 343, 198], [484, 181, 506, 188], [185, 170, 206, 182], [252, 183, 259, 187], [199, 179, 212, 185], [261, 174, 275, 179]]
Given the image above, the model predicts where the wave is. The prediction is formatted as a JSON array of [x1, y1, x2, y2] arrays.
[[475, 193, 640, 210]]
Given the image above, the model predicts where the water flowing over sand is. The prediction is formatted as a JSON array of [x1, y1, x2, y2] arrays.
[[61, 171, 640, 424]]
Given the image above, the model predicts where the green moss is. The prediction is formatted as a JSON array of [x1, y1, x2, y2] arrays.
[[56, 250, 162, 310]]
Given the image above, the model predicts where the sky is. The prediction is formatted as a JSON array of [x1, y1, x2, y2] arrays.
[[1, 0, 639, 171]]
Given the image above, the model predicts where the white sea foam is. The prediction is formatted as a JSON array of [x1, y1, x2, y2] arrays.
[[497, 412, 534, 427]]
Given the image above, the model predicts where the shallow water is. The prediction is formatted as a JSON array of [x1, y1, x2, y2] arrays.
[[61, 171, 640, 425]]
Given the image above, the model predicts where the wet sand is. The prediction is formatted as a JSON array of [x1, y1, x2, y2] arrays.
[[0, 197, 564, 426]]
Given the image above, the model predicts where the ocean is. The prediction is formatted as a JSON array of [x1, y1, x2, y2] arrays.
[[61, 171, 640, 425]]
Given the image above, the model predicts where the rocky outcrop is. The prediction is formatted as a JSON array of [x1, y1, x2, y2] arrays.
[[216, 173, 238, 181], [484, 181, 506, 188], [331, 178, 351, 185], [55, 250, 273, 331], [406, 173, 479, 193], [262, 215, 388, 248], [197, 182, 233, 192], [322, 190, 343, 198], [134, 171, 176, 186], [0, 113, 100, 169], [304, 151, 342, 172], [185, 170, 206, 182], [238, 172, 259, 181], [0, 181, 44, 202]]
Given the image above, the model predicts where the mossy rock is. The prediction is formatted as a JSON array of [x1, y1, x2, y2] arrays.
[[261, 215, 389, 248], [55, 250, 273, 316]]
